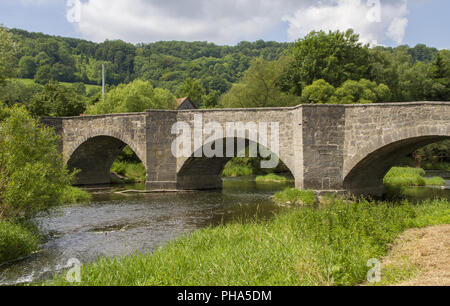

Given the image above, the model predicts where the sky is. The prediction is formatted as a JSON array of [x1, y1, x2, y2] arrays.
[[0, 0, 448, 49]]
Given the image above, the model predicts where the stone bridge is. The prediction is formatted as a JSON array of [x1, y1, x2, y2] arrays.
[[42, 102, 450, 196]]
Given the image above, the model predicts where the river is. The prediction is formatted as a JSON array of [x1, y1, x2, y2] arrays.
[[1, 174, 449, 286], [0, 178, 293, 285]]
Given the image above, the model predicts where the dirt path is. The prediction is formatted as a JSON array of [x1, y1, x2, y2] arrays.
[[382, 224, 450, 286]]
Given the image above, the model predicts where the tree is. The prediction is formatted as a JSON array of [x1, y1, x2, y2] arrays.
[[203, 90, 221, 108], [425, 50, 450, 101], [28, 81, 86, 117], [87, 79, 177, 115], [0, 26, 18, 86], [0, 103, 73, 219], [301, 79, 335, 104], [221, 57, 300, 108], [331, 79, 391, 104], [176, 78, 206, 107], [18, 56, 37, 79], [281, 29, 370, 96], [0, 79, 42, 107], [34, 64, 52, 85]]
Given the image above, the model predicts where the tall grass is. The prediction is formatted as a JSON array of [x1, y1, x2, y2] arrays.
[[222, 163, 254, 177], [274, 188, 317, 206], [0, 221, 40, 264], [46, 198, 450, 286], [60, 186, 92, 204]]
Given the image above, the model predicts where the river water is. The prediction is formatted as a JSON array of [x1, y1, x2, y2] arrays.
[[0, 178, 293, 285], [1, 174, 449, 286]]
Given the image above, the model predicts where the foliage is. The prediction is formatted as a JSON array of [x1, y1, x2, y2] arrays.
[[0, 26, 18, 86], [281, 29, 370, 96], [274, 188, 317, 206], [220, 57, 300, 108], [110, 161, 146, 183], [28, 81, 86, 117], [0, 220, 39, 264], [47, 198, 450, 286], [0, 104, 73, 219], [87, 79, 177, 114], [222, 162, 254, 177], [176, 78, 205, 107], [60, 186, 92, 204], [0, 79, 42, 107]]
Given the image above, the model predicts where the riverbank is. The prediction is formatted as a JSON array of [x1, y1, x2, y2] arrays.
[[46, 197, 450, 286]]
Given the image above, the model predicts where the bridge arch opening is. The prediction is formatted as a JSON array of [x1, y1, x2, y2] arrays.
[[176, 137, 294, 190], [344, 136, 450, 196], [67, 136, 146, 186]]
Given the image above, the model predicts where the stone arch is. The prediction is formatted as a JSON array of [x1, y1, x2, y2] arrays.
[[176, 137, 295, 190], [344, 133, 450, 196], [67, 133, 146, 186]]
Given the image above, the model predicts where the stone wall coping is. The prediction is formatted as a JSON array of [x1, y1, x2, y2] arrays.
[[43, 101, 449, 119]]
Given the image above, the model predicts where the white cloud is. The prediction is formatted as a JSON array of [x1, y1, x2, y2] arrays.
[[67, 0, 410, 45], [283, 0, 409, 46]]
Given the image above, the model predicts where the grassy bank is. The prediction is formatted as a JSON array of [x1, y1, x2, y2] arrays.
[[0, 221, 40, 264], [274, 188, 317, 206], [61, 186, 92, 204], [46, 197, 450, 286], [111, 161, 146, 183], [384, 167, 446, 188], [255, 174, 289, 183]]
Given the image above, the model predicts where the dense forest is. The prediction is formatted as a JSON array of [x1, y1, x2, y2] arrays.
[[9, 28, 291, 93]]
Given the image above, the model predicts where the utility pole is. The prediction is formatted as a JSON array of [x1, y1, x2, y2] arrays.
[[102, 64, 105, 102]]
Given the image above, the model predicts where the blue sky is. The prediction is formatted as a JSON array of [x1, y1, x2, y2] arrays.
[[0, 0, 448, 48]]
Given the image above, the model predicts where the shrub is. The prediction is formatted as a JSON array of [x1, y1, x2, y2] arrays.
[[0, 220, 39, 264], [0, 104, 74, 219]]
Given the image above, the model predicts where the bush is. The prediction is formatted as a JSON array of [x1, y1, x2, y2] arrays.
[[274, 188, 317, 206], [0, 104, 74, 219], [222, 162, 254, 177], [0, 220, 39, 264]]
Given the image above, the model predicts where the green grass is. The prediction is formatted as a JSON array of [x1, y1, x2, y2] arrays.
[[384, 167, 446, 198], [274, 188, 317, 206], [60, 186, 92, 204], [255, 174, 288, 183], [111, 161, 146, 183], [12, 78, 101, 92], [222, 163, 254, 177], [45, 198, 450, 286], [0, 220, 40, 264]]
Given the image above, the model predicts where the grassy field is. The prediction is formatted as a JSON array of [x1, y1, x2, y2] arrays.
[[11, 78, 101, 92], [45, 197, 450, 286]]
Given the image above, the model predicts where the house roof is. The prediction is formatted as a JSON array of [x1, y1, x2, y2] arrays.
[[176, 97, 189, 106], [176, 97, 197, 109]]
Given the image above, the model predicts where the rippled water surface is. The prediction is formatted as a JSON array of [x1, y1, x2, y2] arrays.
[[0, 178, 293, 285]]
